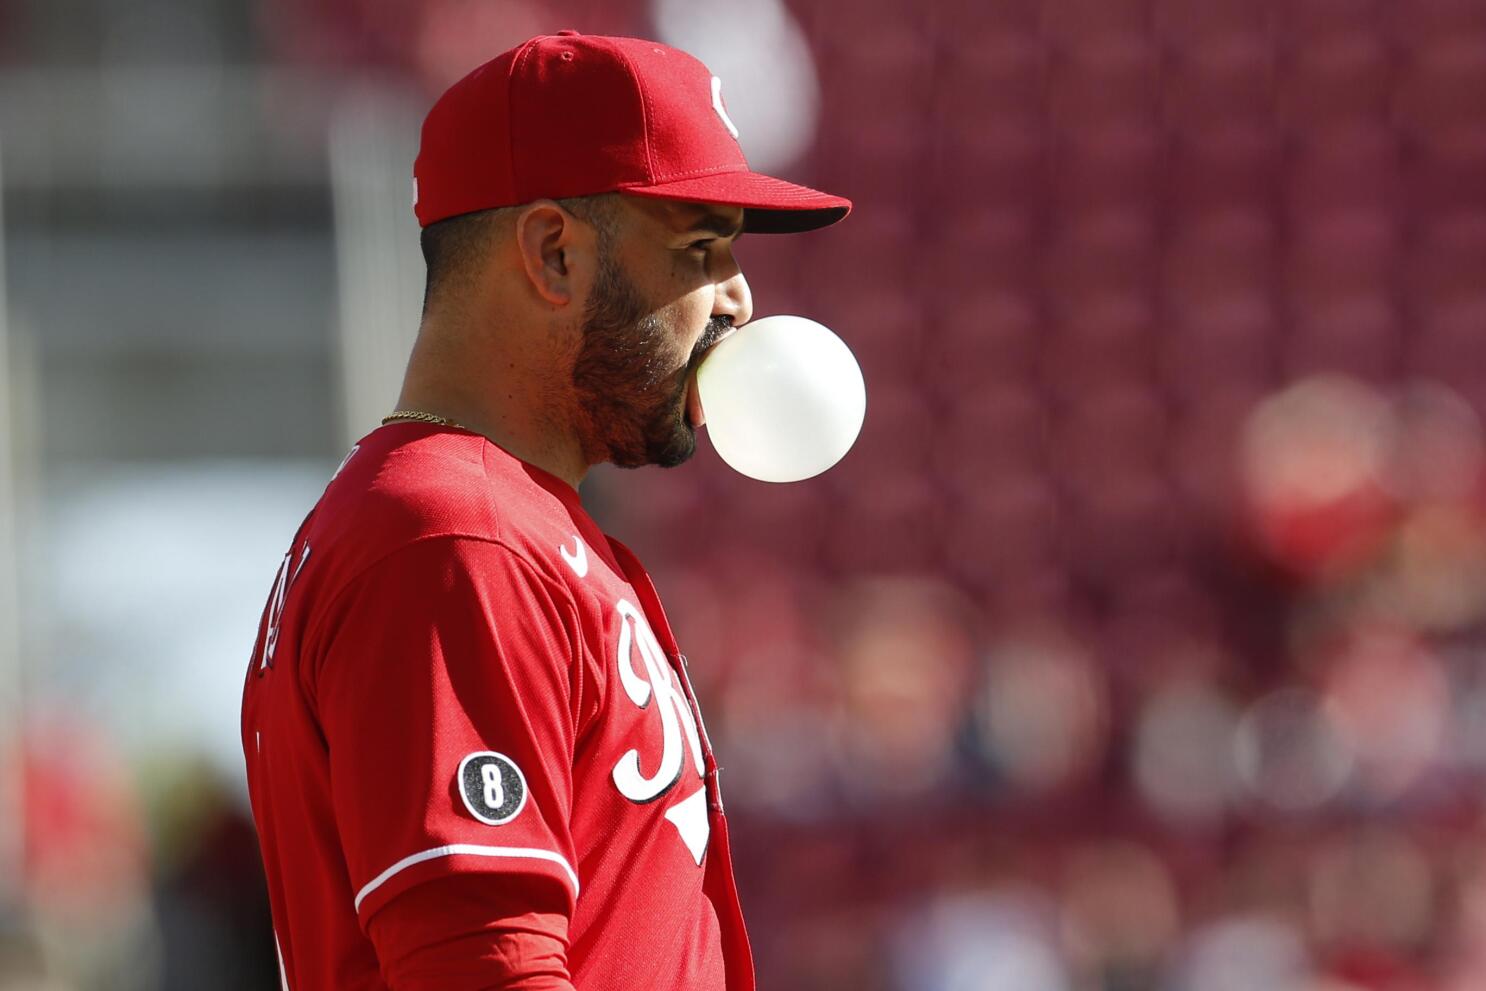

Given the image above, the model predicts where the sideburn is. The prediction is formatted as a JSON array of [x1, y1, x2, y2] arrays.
[[570, 246, 698, 469]]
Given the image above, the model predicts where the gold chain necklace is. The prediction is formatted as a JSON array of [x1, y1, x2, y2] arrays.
[[381, 409, 465, 429]]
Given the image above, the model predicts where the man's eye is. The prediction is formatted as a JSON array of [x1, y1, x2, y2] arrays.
[[687, 239, 715, 254]]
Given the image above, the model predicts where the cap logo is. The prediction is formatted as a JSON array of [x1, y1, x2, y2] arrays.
[[710, 75, 740, 141]]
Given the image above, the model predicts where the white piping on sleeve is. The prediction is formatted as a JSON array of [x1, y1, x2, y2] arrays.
[[354, 843, 581, 913]]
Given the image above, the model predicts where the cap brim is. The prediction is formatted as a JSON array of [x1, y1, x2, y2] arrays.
[[619, 169, 851, 234]]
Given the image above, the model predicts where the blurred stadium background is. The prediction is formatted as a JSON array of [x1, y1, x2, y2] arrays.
[[4, 0, 1486, 988]]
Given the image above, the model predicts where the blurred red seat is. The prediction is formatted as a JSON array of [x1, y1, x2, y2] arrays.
[[1284, 295, 1400, 381], [919, 209, 1043, 295], [933, 384, 1046, 482], [1052, 383, 1169, 493], [1163, 225, 1276, 305], [1395, 34, 1486, 134], [1047, 207, 1160, 283], [939, 467, 1061, 593], [799, 0, 931, 48], [1162, 291, 1277, 399], [1045, 0, 1154, 39], [733, 238, 809, 299], [1288, 210, 1398, 295], [1173, 208, 1276, 258], [720, 474, 834, 563], [821, 474, 945, 573], [932, 116, 1048, 211], [921, 289, 1041, 392], [1058, 472, 1176, 583], [1282, 30, 1392, 125], [797, 207, 918, 296], [1406, 295, 1486, 388], [1168, 384, 1268, 519], [1048, 33, 1160, 125], [1287, 122, 1399, 212], [1059, 121, 1162, 201], [1169, 124, 1282, 212], [811, 119, 925, 207], [1156, 0, 1280, 46], [1164, 32, 1275, 127], [1041, 292, 1157, 397], [1392, 0, 1486, 46], [813, 21, 935, 120], [935, 28, 1045, 119]]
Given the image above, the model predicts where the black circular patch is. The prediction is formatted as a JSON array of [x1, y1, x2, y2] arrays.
[[457, 751, 528, 825]]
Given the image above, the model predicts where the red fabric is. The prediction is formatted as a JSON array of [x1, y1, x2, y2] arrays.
[[369, 873, 573, 991], [412, 32, 850, 232], [315, 537, 584, 922], [242, 422, 750, 991]]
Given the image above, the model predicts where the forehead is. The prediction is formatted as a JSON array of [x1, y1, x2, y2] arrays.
[[618, 196, 745, 237]]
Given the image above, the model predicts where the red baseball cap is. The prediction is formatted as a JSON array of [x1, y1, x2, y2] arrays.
[[413, 31, 851, 234]]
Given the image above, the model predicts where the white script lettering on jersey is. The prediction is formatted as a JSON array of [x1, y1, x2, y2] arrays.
[[611, 598, 705, 803], [260, 543, 311, 671]]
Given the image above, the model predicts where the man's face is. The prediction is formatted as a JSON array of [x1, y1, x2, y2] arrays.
[[571, 198, 751, 469]]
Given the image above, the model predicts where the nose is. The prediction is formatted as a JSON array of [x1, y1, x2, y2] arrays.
[[714, 268, 753, 328]]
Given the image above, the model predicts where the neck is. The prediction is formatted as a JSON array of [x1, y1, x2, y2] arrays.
[[396, 319, 590, 490]]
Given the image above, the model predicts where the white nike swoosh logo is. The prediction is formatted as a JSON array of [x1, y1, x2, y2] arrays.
[[559, 536, 588, 578]]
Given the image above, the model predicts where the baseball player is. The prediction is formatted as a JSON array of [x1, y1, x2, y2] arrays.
[[241, 32, 850, 991]]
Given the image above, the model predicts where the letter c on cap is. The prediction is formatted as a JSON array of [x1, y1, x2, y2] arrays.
[[711, 76, 740, 141]]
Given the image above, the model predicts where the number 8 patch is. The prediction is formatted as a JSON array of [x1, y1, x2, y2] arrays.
[[457, 751, 528, 825]]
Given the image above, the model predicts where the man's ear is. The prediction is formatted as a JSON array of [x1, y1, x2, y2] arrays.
[[513, 200, 588, 307]]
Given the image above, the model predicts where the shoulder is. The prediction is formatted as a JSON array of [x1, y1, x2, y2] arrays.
[[332, 426, 503, 544], [304, 425, 582, 606]]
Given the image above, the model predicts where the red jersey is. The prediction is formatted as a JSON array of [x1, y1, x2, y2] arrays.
[[241, 422, 753, 991]]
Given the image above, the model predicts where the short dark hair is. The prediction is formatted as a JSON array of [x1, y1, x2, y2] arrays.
[[419, 194, 619, 313], [419, 209, 500, 307]]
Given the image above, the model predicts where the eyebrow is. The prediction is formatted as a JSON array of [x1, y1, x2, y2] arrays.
[[683, 210, 745, 239]]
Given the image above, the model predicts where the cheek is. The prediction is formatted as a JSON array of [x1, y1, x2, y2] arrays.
[[657, 292, 714, 355]]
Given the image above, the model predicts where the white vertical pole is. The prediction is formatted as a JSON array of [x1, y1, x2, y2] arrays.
[[327, 91, 427, 449], [0, 132, 24, 908]]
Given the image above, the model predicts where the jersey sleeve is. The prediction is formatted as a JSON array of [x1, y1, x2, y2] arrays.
[[367, 871, 575, 991], [309, 536, 588, 927]]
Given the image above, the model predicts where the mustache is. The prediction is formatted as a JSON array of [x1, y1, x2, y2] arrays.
[[687, 316, 734, 371]]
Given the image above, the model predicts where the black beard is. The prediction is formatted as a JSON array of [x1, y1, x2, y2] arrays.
[[571, 250, 730, 469]]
